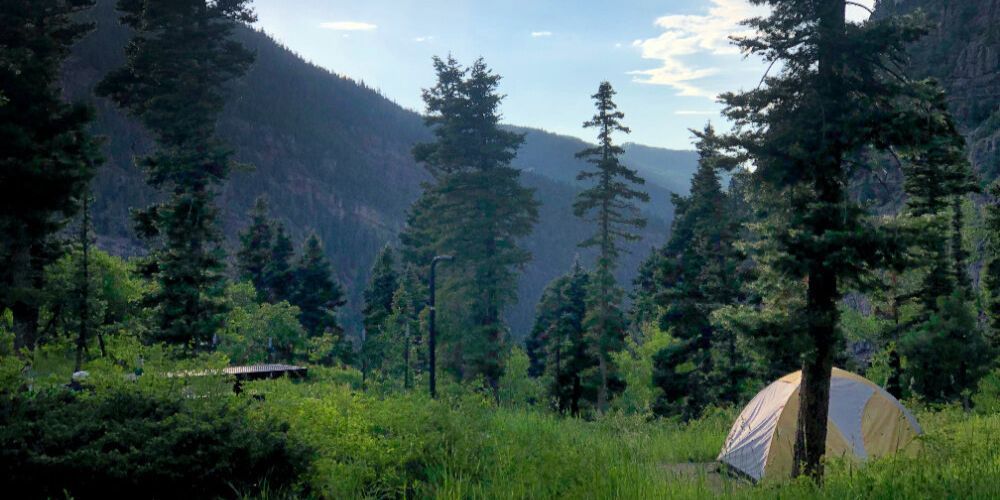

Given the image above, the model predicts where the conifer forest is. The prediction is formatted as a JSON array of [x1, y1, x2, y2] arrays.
[[2, 0, 1000, 497]]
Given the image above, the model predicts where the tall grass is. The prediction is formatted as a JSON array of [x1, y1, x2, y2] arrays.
[[250, 378, 1000, 499]]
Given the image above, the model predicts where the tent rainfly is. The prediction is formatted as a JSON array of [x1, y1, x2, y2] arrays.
[[718, 368, 922, 481]]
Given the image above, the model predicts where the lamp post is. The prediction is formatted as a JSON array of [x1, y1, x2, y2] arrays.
[[428, 255, 453, 398]]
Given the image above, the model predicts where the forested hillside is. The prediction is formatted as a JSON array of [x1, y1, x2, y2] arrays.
[[7, 0, 1000, 497], [62, 0, 695, 336]]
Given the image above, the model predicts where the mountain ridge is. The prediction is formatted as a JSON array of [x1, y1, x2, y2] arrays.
[[64, 0, 699, 336]]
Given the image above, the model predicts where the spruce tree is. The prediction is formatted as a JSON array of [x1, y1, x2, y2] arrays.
[[722, 0, 977, 478], [381, 266, 424, 388], [290, 233, 345, 339], [236, 196, 275, 298], [361, 245, 399, 377], [265, 223, 296, 303], [985, 181, 1000, 341], [96, 0, 255, 349], [894, 106, 986, 403], [527, 261, 594, 415], [652, 124, 745, 419], [0, 0, 100, 352], [574, 81, 649, 412], [404, 56, 539, 394]]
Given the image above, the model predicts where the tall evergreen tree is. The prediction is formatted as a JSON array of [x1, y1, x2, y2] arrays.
[[652, 124, 745, 419], [361, 245, 399, 377], [527, 261, 594, 415], [236, 196, 275, 296], [722, 0, 971, 478], [290, 233, 345, 339], [96, 0, 255, 349], [0, 0, 100, 352], [628, 248, 662, 338], [403, 56, 539, 394], [265, 222, 295, 303], [984, 182, 1000, 343], [902, 122, 978, 309], [381, 265, 425, 388], [574, 81, 649, 412], [894, 109, 986, 404]]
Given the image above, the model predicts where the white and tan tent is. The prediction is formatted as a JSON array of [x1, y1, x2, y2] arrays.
[[718, 368, 921, 481]]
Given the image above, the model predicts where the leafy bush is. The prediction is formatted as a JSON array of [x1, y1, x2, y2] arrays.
[[222, 300, 307, 364], [252, 378, 491, 498], [0, 386, 310, 499], [612, 325, 672, 415], [973, 368, 1000, 414], [498, 347, 545, 409]]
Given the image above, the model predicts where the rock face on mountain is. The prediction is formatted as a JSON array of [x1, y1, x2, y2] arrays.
[[876, 0, 1000, 180], [64, 0, 698, 336]]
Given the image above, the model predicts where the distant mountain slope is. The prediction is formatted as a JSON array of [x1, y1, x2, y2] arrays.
[[509, 127, 698, 219], [63, 0, 698, 336]]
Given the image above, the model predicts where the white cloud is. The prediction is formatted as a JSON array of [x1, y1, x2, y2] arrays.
[[629, 0, 768, 99], [846, 0, 875, 23], [631, 0, 877, 99], [319, 21, 377, 31], [531, 31, 553, 38], [414, 35, 435, 43]]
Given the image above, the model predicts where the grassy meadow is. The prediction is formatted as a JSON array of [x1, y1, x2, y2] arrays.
[[245, 374, 1000, 499]]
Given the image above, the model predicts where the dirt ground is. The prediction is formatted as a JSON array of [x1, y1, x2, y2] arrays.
[[660, 462, 745, 494]]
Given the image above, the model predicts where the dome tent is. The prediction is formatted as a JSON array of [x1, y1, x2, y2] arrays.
[[718, 368, 921, 481]]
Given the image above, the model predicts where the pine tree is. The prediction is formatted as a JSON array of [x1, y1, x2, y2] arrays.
[[265, 222, 296, 303], [381, 266, 425, 388], [628, 249, 662, 337], [721, 0, 972, 478], [404, 56, 539, 394], [652, 124, 745, 419], [0, 0, 100, 352], [574, 81, 649, 412], [893, 104, 985, 404], [236, 196, 275, 297], [361, 245, 399, 378], [96, 0, 255, 349], [527, 261, 594, 415], [290, 233, 346, 339], [984, 181, 1000, 342]]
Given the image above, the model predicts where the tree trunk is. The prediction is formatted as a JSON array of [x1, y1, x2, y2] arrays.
[[886, 344, 903, 398], [792, 0, 844, 481], [793, 274, 836, 479], [11, 243, 39, 354], [596, 349, 609, 413], [597, 308, 608, 415], [75, 195, 91, 373], [952, 196, 968, 291], [571, 374, 581, 417]]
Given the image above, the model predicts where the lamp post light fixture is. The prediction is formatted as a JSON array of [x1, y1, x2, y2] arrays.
[[428, 255, 453, 399]]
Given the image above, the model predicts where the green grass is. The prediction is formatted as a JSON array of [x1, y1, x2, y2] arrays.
[[248, 378, 1000, 499]]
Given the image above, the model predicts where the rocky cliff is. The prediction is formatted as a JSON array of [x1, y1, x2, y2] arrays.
[[876, 0, 1000, 180]]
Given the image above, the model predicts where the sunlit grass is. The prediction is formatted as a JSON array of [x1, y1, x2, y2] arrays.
[[248, 377, 1000, 499]]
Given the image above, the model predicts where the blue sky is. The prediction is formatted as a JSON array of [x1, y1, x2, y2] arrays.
[[250, 0, 873, 150]]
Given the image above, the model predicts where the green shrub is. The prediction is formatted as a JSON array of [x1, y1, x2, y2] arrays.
[[498, 347, 545, 409], [251, 378, 491, 498], [0, 386, 310, 499], [973, 368, 1000, 414]]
